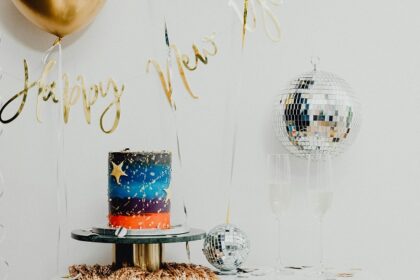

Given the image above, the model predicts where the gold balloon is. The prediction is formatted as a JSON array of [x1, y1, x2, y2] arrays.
[[11, 0, 105, 38]]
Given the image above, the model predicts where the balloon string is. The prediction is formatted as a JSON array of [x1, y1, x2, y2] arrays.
[[170, 71, 189, 227], [48, 38, 67, 275], [225, 122, 238, 225], [172, 109, 189, 225], [164, 20, 189, 227], [147, 15, 189, 228], [0, 35, 8, 278], [41, 39, 62, 275], [224, 28, 248, 225]]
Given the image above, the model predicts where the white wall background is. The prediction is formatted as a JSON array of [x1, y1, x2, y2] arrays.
[[0, 0, 419, 279]]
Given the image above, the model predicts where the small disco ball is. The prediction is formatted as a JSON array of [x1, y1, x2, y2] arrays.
[[202, 224, 250, 271], [273, 67, 361, 159]]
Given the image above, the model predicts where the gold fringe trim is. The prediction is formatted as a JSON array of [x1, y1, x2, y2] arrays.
[[68, 263, 219, 280]]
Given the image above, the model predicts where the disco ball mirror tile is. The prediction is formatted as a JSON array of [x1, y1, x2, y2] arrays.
[[203, 224, 250, 271], [273, 70, 361, 159]]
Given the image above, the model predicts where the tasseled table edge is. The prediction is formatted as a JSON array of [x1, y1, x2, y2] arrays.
[[68, 263, 219, 280]]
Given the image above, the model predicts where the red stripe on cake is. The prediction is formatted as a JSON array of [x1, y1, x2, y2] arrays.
[[109, 213, 170, 230]]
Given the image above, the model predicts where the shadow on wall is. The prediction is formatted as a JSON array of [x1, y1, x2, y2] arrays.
[[0, 0, 87, 51]]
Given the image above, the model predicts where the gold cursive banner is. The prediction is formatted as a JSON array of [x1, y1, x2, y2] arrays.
[[229, 0, 281, 43], [182, 34, 218, 71], [0, 59, 124, 134], [146, 33, 218, 109], [242, 0, 249, 48]]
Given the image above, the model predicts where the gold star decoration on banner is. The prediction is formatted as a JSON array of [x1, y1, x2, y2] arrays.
[[164, 185, 172, 203], [111, 161, 127, 185]]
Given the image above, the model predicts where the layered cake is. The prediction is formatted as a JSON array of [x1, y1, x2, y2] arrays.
[[108, 150, 171, 229]]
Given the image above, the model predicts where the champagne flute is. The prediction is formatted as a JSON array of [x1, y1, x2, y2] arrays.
[[306, 154, 333, 279], [267, 154, 292, 276]]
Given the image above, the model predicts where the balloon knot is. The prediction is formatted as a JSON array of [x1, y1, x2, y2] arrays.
[[53, 37, 62, 46]]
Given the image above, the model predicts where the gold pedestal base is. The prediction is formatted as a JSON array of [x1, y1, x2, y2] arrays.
[[113, 244, 162, 272]]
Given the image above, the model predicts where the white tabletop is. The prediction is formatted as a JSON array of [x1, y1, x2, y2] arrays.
[[218, 267, 382, 280], [52, 267, 383, 280]]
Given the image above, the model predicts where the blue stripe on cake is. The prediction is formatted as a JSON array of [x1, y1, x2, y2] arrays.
[[109, 164, 171, 187], [108, 163, 171, 200], [109, 181, 169, 200]]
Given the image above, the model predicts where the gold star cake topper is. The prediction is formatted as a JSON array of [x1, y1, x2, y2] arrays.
[[111, 161, 127, 185]]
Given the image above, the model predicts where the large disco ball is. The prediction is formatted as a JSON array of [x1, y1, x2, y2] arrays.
[[273, 70, 361, 159], [202, 224, 250, 271]]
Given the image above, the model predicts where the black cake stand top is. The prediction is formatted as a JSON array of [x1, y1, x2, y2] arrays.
[[71, 228, 206, 244]]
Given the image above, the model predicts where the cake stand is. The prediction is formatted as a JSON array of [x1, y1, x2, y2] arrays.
[[71, 227, 206, 272]]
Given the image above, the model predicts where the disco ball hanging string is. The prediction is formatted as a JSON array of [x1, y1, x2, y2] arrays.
[[0, 35, 9, 280], [273, 58, 361, 159]]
